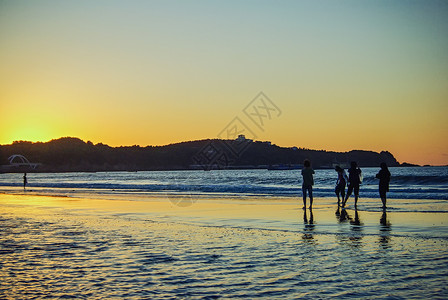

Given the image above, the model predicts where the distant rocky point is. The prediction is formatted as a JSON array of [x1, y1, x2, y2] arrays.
[[1, 137, 401, 172], [400, 162, 421, 167]]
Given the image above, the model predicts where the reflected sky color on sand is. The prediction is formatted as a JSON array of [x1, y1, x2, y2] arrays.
[[1, 193, 447, 298]]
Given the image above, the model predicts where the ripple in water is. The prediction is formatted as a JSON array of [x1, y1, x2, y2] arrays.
[[1, 203, 448, 300]]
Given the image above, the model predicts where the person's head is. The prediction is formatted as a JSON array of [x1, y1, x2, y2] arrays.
[[304, 159, 311, 168], [350, 161, 358, 168], [380, 162, 388, 170], [335, 166, 342, 172]]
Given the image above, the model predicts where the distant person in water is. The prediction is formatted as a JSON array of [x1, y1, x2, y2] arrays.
[[376, 162, 391, 210], [342, 161, 362, 208], [301, 159, 315, 209], [23, 173, 27, 190], [335, 166, 348, 206]]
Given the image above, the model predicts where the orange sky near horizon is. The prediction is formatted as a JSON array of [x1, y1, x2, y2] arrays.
[[1, 1, 447, 166]]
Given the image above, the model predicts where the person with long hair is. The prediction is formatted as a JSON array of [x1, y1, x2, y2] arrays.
[[376, 162, 391, 210], [335, 166, 348, 206], [342, 161, 362, 208]]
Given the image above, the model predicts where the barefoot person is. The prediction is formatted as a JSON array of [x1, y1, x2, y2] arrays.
[[342, 161, 362, 208], [376, 162, 391, 210], [335, 166, 348, 207], [301, 159, 315, 209]]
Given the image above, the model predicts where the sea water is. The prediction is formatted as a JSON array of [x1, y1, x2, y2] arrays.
[[1, 166, 447, 201]]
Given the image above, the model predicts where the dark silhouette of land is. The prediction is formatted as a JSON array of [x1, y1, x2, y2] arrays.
[[0, 137, 400, 173]]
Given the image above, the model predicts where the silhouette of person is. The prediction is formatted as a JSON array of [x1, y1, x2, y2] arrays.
[[342, 161, 362, 208], [334, 166, 348, 206], [376, 162, 391, 210], [301, 159, 315, 209], [23, 173, 27, 190]]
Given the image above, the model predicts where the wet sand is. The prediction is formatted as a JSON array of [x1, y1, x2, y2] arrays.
[[1, 193, 448, 299]]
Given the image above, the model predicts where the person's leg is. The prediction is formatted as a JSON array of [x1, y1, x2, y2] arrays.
[[343, 184, 353, 207], [335, 186, 341, 206], [309, 186, 313, 208], [380, 189, 387, 209], [302, 185, 307, 209], [354, 185, 359, 207]]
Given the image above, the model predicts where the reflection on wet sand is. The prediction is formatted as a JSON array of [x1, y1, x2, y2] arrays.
[[1, 194, 447, 299], [335, 208, 364, 247], [349, 209, 363, 246], [302, 208, 315, 242], [379, 211, 392, 248], [335, 207, 352, 223]]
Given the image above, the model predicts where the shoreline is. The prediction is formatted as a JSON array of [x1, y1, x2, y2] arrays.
[[1, 188, 448, 211], [1, 192, 447, 239]]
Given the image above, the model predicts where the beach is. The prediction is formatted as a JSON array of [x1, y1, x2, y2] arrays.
[[3, 0, 448, 298], [1, 192, 447, 299]]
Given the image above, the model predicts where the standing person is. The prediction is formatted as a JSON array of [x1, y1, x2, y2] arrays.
[[342, 161, 362, 208], [23, 173, 27, 190], [376, 162, 391, 210], [335, 166, 348, 206], [301, 159, 315, 209]]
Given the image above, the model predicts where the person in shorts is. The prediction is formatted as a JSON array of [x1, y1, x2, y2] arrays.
[[301, 159, 315, 209], [342, 161, 362, 208], [335, 166, 348, 206]]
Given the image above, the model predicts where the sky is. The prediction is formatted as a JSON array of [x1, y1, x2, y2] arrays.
[[1, 0, 447, 166]]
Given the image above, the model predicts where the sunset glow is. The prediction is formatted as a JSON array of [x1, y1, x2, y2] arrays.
[[1, 1, 447, 165]]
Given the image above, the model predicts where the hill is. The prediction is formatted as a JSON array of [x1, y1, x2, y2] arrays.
[[0, 137, 400, 172]]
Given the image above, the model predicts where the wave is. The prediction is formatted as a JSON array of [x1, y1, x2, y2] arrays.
[[1, 168, 447, 200], [1, 181, 447, 200], [360, 175, 448, 185]]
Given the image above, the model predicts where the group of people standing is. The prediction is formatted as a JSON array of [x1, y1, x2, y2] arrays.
[[301, 160, 391, 210]]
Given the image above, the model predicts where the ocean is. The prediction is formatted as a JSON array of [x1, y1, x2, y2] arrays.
[[1, 166, 447, 202]]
